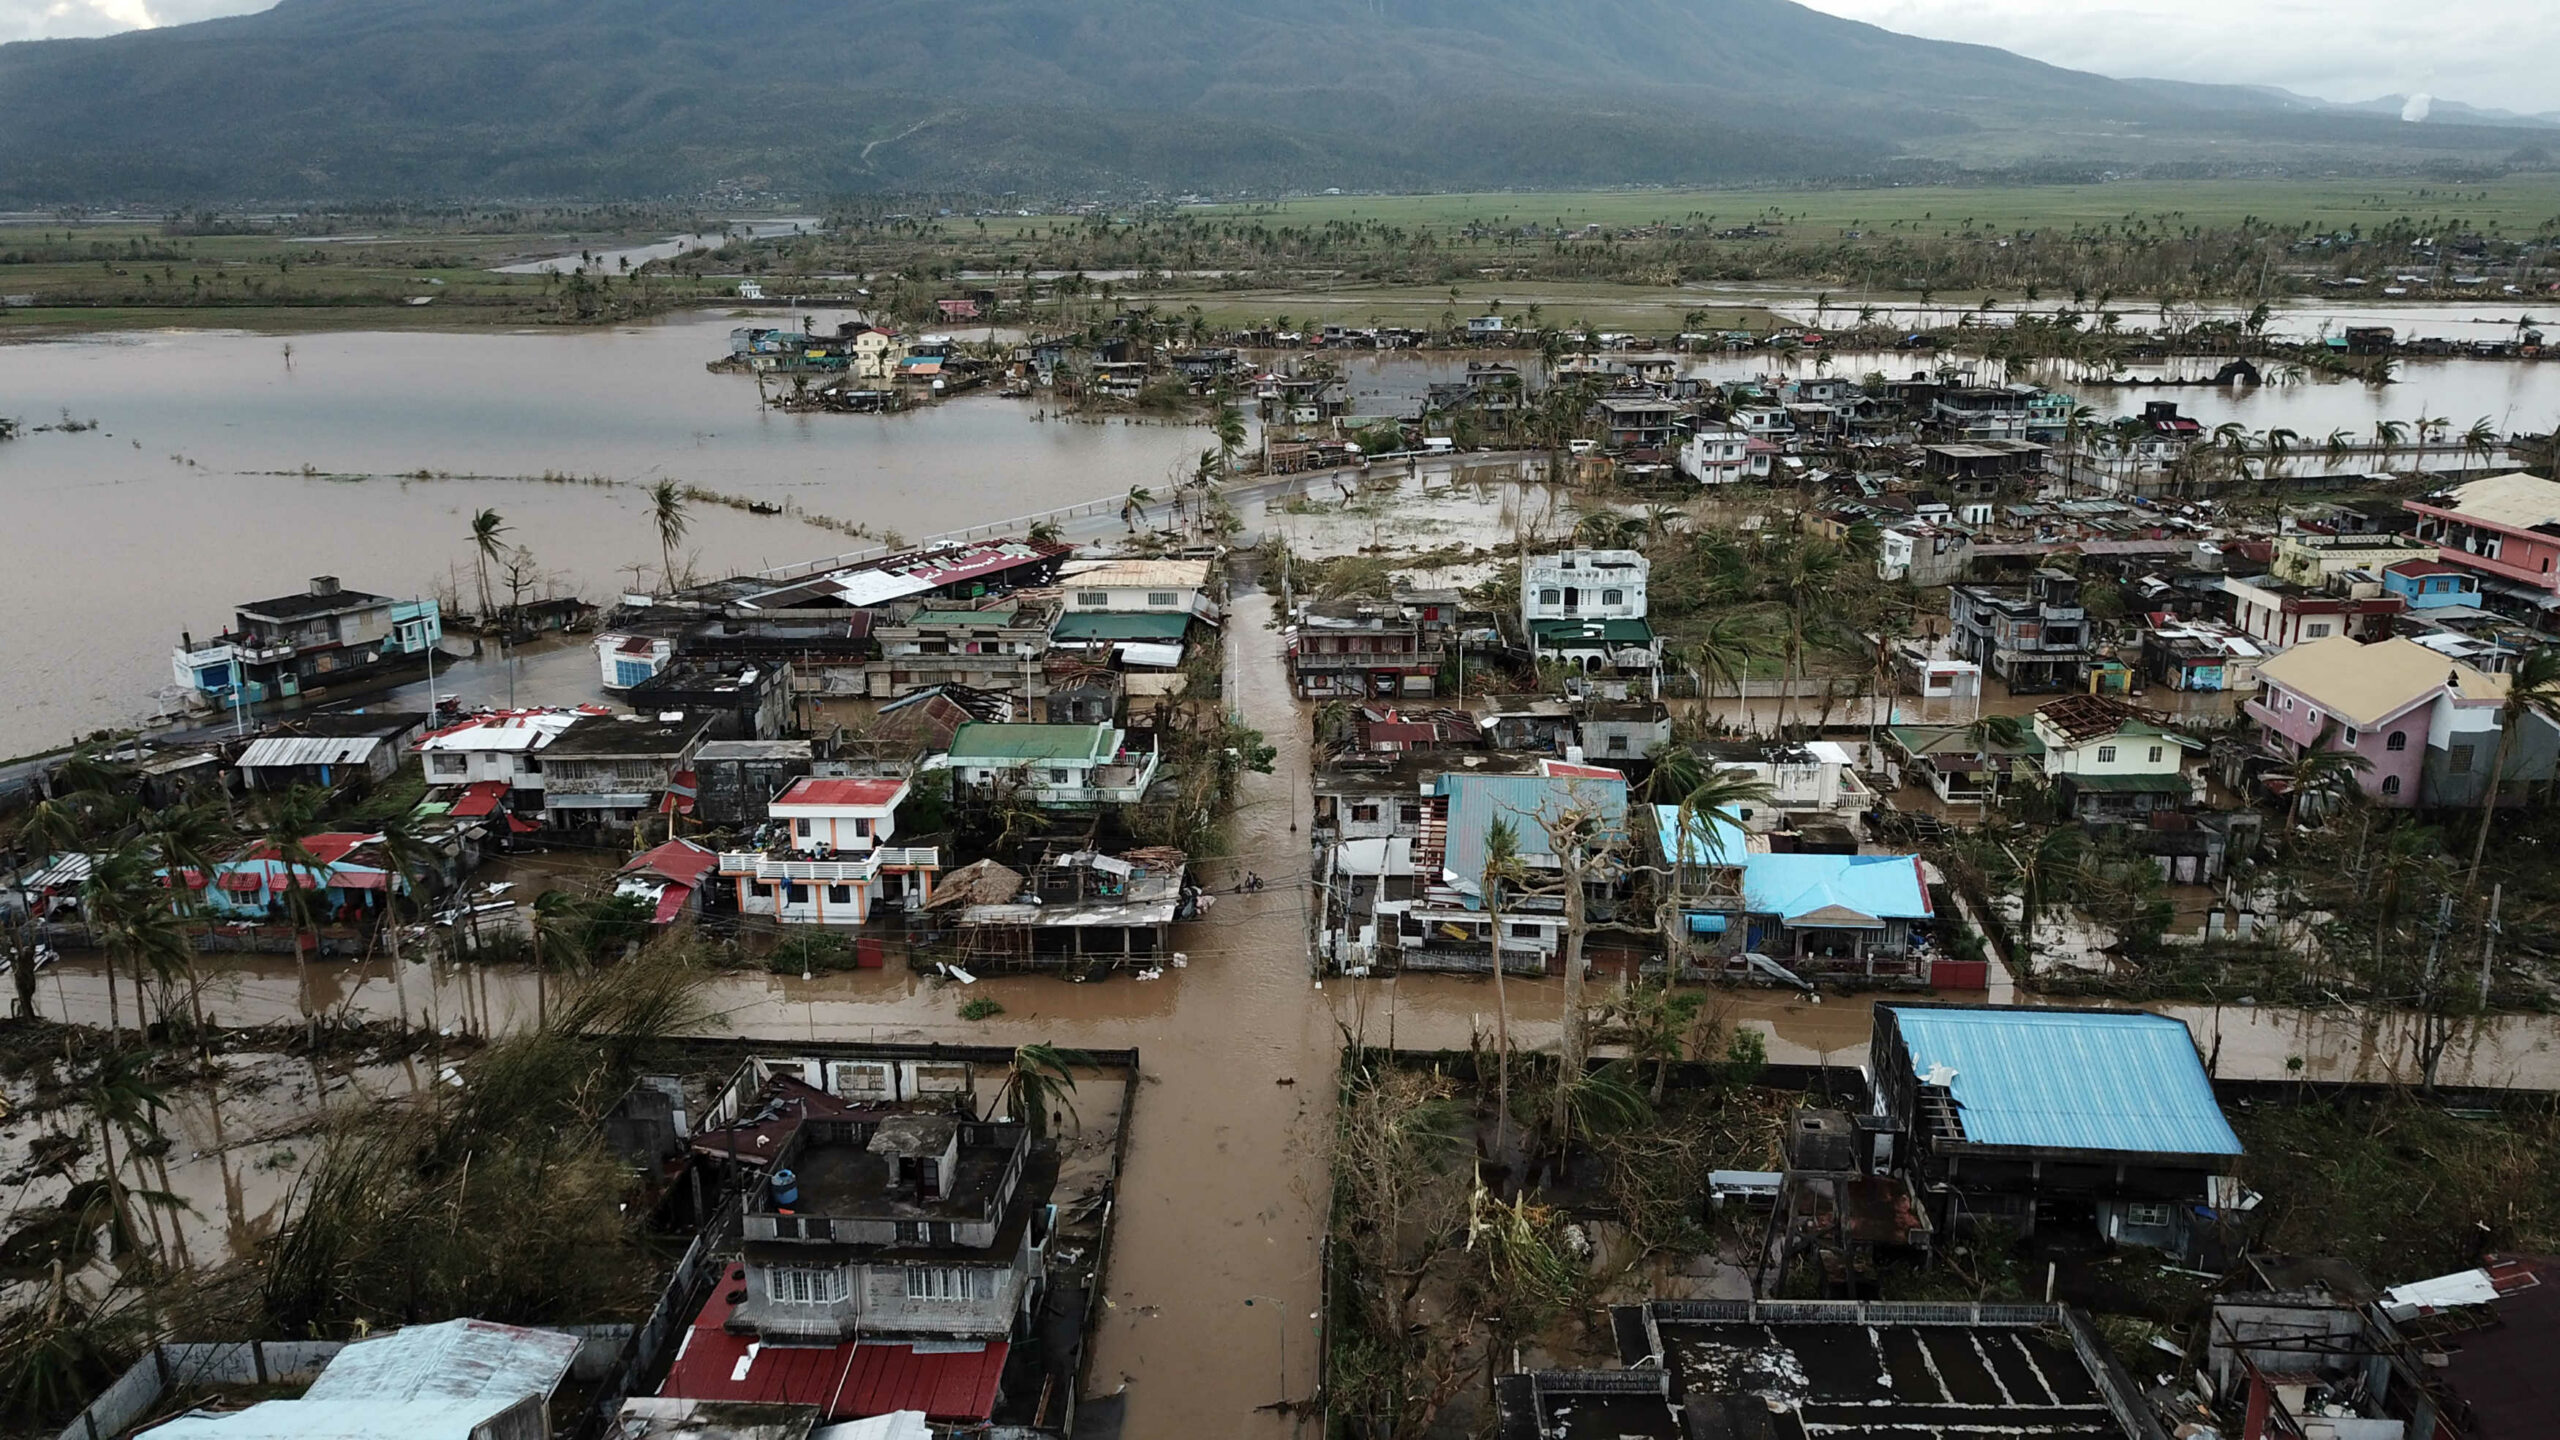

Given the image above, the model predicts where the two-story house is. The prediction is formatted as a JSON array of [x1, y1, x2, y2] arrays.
[[718, 777, 939, 925], [2380, 558, 2485, 610], [2404, 472, 2560, 622], [2269, 532, 2439, 590], [1523, 549, 1661, 689], [1588, 393, 1681, 451], [173, 577, 442, 707], [662, 1057, 1049, 1428], [1947, 570, 2090, 693], [2029, 694, 2196, 823], [2247, 635, 2553, 808], [538, 711, 715, 830], [1676, 425, 1752, 486], [866, 598, 1056, 703], [1288, 600, 1445, 700], [2221, 572, 2407, 649], [935, 722, 1158, 808], [416, 707, 595, 817], [1057, 558, 1218, 622]]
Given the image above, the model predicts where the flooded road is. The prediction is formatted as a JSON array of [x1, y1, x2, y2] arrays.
[[0, 310, 1213, 753], [29, 593, 2560, 1435], [490, 219, 821, 275]]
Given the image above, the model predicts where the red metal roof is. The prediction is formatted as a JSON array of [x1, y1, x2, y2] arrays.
[[650, 882, 694, 925], [621, 839, 720, 888], [658, 1265, 1005, 1422], [773, 777, 907, 809], [834, 1341, 1007, 1422], [449, 780, 510, 818]]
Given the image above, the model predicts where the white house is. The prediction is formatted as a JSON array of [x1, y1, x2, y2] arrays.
[[1677, 426, 1752, 486], [934, 721, 1160, 807], [1466, 314, 1506, 336], [1521, 549, 1649, 625], [597, 633, 677, 690], [1057, 558, 1219, 621], [718, 776, 940, 926], [414, 707, 591, 810]]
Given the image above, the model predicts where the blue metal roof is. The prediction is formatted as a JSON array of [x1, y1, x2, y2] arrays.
[[1440, 773, 1626, 890], [1885, 1007, 2242, 1157], [1743, 853, 1932, 925]]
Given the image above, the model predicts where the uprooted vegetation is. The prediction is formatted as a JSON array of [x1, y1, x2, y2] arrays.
[[0, 937, 716, 1430]]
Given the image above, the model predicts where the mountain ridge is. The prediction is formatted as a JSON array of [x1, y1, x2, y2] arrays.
[[0, 0, 2547, 202]]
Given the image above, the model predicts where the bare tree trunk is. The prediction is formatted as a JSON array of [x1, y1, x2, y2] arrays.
[[1550, 847, 1590, 1144]]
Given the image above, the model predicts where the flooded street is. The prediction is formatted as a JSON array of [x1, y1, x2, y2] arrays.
[[27, 597, 2560, 1435], [0, 310, 1213, 753]]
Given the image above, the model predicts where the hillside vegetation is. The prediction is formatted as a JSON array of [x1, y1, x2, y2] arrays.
[[0, 0, 2552, 202]]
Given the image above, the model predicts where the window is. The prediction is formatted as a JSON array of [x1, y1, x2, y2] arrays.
[[795, 818, 813, 838], [2305, 709, 2321, 730], [2281, 695, 2295, 713], [2303, 622, 2332, 639], [904, 1267, 999, 1303], [1601, 588, 1624, 607], [2147, 746, 2164, 764], [1076, 591, 1107, 606], [614, 658, 656, 688], [2450, 744, 2475, 774], [2381, 775, 2403, 796], [431, 753, 468, 777], [2387, 731, 2407, 752], [828, 884, 853, 906], [1349, 803, 1380, 822], [2123, 1202, 2173, 1230], [2342, 725, 2359, 746], [1147, 591, 1178, 607], [769, 1266, 848, 1305], [1606, 734, 1628, 754], [853, 818, 872, 837], [1047, 768, 1071, 784], [1538, 588, 1561, 607], [2096, 745, 2117, 763], [1509, 923, 1540, 938], [785, 882, 808, 905], [1399, 803, 1422, 824]]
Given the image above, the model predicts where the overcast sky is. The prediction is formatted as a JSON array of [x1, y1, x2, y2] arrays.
[[5, 0, 2556, 116]]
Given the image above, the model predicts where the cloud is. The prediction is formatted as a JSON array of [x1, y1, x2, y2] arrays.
[[1796, 0, 2560, 115], [2, 0, 269, 42]]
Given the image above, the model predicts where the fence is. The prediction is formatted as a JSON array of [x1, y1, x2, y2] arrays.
[[567, 1196, 743, 1440], [1643, 1298, 2060, 1327], [56, 1341, 346, 1440]]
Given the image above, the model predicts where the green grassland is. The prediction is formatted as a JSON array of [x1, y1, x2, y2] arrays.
[[1193, 176, 2560, 238], [0, 220, 741, 337]]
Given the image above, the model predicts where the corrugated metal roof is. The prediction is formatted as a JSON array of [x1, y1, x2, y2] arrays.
[[302, 1318, 580, 1405], [238, 735, 386, 769], [1884, 1006, 2242, 1157], [142, 1397, 525, 1440], [834, 1343, 1006, 1422], [1743, 853, 1931, 925], [945, 722, 1111, 764], [1439, 772, 1626, 888]]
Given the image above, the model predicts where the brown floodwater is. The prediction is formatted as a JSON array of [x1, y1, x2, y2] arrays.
[[0, 310, 1215, 753], [32, 596, 2560, 1435]]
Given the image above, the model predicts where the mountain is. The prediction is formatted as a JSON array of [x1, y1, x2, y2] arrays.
[[0, 0, 2546, 202]]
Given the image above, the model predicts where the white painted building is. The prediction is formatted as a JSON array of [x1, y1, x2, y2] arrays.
[[1677, 426, 1752, 486], [1521, 549, 1649, 624], [597, 633, 677, 690]]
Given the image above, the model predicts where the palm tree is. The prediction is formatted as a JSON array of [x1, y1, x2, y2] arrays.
[[81, 845, 190, 1038], [2278, 738, 2372, 836], [2462, 417, 2498, 479], [1121, 485, 1153, 533], [256, 788, 328, 1050], [2465, 647, 2560, 893], [2061, 403, 2098, 496], [1213, 401, 1247, 474], [79, 1048, 172, 1268], [648, 480, 691, 592], [1686, 615, 1764, 709], [991, 1043, 1090, 1145], [135, 802, 223, 1046], [2372, 419, 2409, 472], [2324, 429, 2355, 472], [2263, 427, 2299, 484], [373, 813, 436, 1031], [1480, 817, 1524, 1159], [1999, 826, 2084, 981], [468, 509, 509, 622]]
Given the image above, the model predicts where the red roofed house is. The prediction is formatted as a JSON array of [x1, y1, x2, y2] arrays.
[[616, 839, 721, 924], [718, 777, 940, 926], [658, 1056, 1048, 1427]]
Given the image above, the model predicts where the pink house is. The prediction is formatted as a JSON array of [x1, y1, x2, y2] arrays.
[[2244, 636, 2508, 807], [2405, 472, 2560, 606]]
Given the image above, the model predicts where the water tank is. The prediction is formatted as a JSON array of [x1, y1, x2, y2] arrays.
[[770, 1168, 799, 1208]]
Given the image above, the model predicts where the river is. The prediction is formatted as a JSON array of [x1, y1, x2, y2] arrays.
[[0, 310, 1214, 754], [491, 219, 824, 276]]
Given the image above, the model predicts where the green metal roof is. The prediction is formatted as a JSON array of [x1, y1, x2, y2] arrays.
[[908, 608, 1012, 626], [1528, 617, 1656, 644], [1885, 724, 2043, 757], [2057, 771, 2189, 793], [946, 722, 1112, 764], [1053, 612, 1190, 642]]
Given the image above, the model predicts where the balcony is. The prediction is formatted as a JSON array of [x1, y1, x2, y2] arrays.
[[1293, 647, 1438, 671], [721, 852, 883, 883]]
